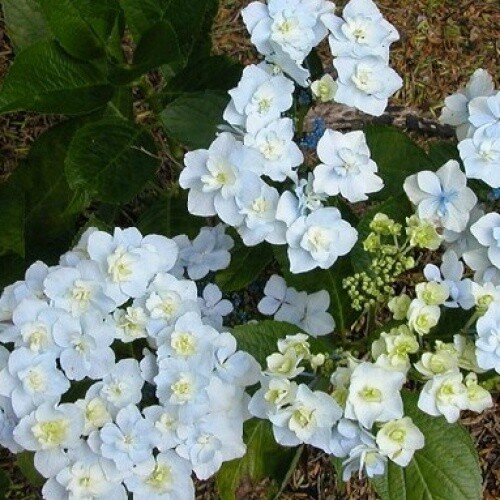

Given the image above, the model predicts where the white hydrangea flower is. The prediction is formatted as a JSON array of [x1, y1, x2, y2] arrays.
[[403, 160, 477, 232], [268, 384, 342, 450], [99, 405, 155, 471], [470, 213, 500, 270], [59, 227, 99, 267], [372, 326, 419, 375], [296, 290, 335, 337], [424, 250, 475, 309], [224, 64, 295, 133], [43, 261, 116, 317], [313, 129, 383, 202], [14, 402, 84, 477], [443, 205, 484, 258], [324, 0, 399, 61], [475, 302, 500, 374], [468, 91, 500, 138], [406, 299, 441, 335], [0, 347, 69, 418], [53, 311, 115, 381], [94, 359, 144, 413], [141, 272, 199, 339], [311, 74, 337, 102], [76, 392, 113, 436], [249, 376, 298, 419], [111, 305, 149, 342], [124, 451, 194, 499], [418, 371, 468, 423], [333, 56, 402, 116], [236, 176, 287, 246], [4, 298, 60, 352], [198, 284, 233, 330], [415, 281, 449, 306], [244, 118, 303, 182], [265, 349, 304, 379], [458, 128, 500, 188], [143, 404, 182, 452], [0, 398, 22, 453], [0, 261, 49, 325], [86, 228, 178, 305], [376, 417, 424, 467], [241, 0, 334, 84], [439, 68, 495, 141], [285, 207, 358, 273], [345, 362, 405, 429]]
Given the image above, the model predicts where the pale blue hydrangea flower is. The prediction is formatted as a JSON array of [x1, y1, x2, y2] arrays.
[[458, 127, 500, 188], [403, 160, 477, 232], [475, 302, 500, 374], [439, 68, 495, 141], [470, 212, 500, 270]]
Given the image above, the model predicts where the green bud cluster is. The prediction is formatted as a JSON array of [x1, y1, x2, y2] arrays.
[[343, 213, 414, 311]]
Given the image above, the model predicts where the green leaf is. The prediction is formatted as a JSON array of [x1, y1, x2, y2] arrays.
[[350, 194, 413, 273], [137, 190, 205, 239], [0, 254, 26, 289], [9, 119, 90, 264], [428, 141, 460, 167], [39, 0, 121, 60], [216, 240, 273, 293], [160, 90, 229, 149], [162, 55, 243, 102], [118, 0, 169, 40], [0, 41, 113, 115], [365, 125, 435, 199], [0, 183, 25, 257], [109, 20, 182, 84], [371, 391, 482, 500], [427, 308, 473, 343], [274, 247, 356, 334], [65, 118, 159, 204], [162, 0, 218, 60], [216, 419, 300, 500], [16, 452, 45, 487], [2, 0, 51, 52]]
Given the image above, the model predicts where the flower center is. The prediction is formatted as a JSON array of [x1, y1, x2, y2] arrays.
[[359, 386, 383, 402], [32, 419, 69, 447], [107, 246, 135, 282], [146, 463, 172, 491]]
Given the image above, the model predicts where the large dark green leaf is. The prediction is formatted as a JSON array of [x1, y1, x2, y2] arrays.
[[0, 254, 26, 289], [0, 41, 113, 115], [65, 118, 158, 204], [118, 0, 170, 40], [274, 247, 356, 335], [216, 239, 273, 293], [372, 391, 482, 500], [9, 119, 90, 264], [39, 0, 121, 60], [109, 20, 182, 84], [0, 183, 25, 257], [160, 90, 229, 149], [137, 190, 205, 239], [162, 0, 218, 60], [2, 0, 51, 52], [350, 195, 413, 273], [216, 419, 301, 500], [0, 465, 10, 499], [365, 125, 435, 200], [163, 55, 243, 102]]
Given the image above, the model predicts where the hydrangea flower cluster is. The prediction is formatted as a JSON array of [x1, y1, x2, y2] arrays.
[[440, 69, 499, 189], [180, 0, 403, 274], [0, 226, 260, 499], [248, 333, 426, 480]]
